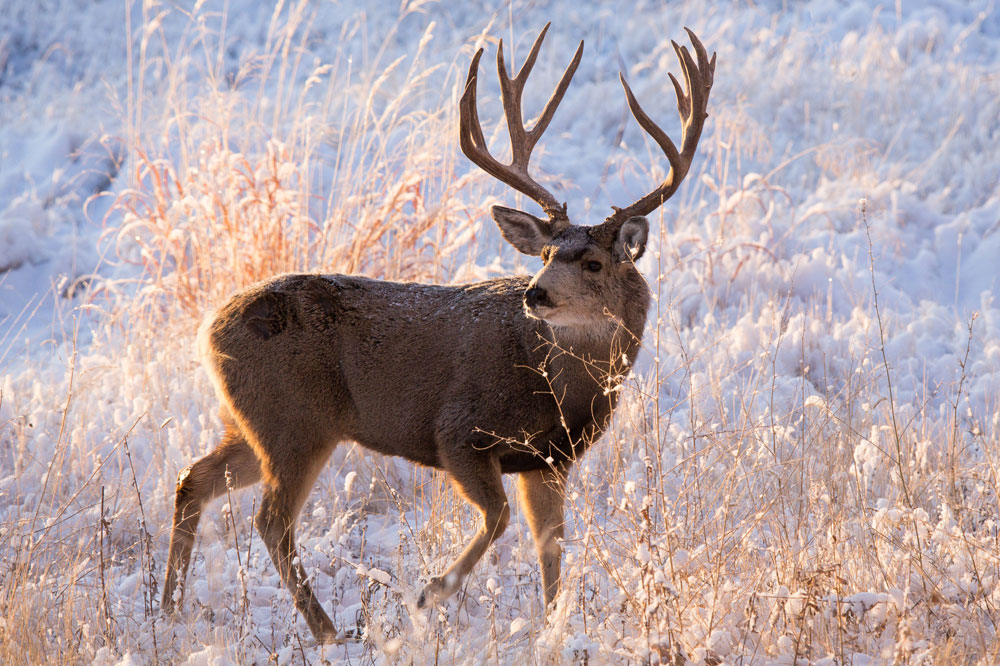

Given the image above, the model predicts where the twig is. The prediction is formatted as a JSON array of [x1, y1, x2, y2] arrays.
[[122, 435, 160, 665], [861, 199, 928, 594], [98, 486, 115, 646], [947, 313, 977, 525], [861, 200, 913, 508]]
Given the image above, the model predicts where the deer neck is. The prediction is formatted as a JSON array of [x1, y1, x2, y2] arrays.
[[538, 284, 650, 391]]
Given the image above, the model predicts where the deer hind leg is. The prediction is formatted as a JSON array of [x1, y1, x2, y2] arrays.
[[162, 419, 261, 613], [418, 452, 510, 609], [255, 441, 338, 643], [518, 466, 567, 609]]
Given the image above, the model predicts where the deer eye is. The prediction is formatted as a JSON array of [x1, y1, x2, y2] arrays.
[[584, 260, 603, 272]]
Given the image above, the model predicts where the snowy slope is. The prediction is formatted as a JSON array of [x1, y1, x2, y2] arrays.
[[2, 0, 1000, 664]]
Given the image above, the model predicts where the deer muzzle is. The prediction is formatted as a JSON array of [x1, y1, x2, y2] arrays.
[[524, 286, 551, 311]]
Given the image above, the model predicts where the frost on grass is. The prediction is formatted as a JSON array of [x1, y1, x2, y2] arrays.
[[2, 0, 1000, 664]]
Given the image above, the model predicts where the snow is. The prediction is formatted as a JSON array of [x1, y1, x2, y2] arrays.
[[2, 0, 1000, 663]]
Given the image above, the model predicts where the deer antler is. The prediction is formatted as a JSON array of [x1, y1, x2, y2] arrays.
[[593, 28, 716, 245], [459, 23, 584, 233]]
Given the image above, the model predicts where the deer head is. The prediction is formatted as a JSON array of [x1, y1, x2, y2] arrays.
[[460, 24, 715, 328]]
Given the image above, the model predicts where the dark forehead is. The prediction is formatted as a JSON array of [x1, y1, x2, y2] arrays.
[[548, 226, 602, 261]]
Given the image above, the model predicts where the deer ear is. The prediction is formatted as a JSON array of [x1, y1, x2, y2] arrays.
[[491, 206, 554, 256], [613, 216, 648, 263]]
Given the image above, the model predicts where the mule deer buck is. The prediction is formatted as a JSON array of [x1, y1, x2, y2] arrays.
[[161, 24, 714, 642]]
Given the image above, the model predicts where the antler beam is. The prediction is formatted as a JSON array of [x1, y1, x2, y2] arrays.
[[459, 23, 584, 231]]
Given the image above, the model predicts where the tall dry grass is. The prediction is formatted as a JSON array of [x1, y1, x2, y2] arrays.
[[110, 0, 488, 327], [2, 2, 999, 665]]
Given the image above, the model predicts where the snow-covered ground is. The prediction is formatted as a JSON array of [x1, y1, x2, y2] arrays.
[[2, 0, 1000, 663]]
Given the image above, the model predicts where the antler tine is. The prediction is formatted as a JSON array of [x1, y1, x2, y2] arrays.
[[459, 25, 583, 227], [619, 73, 681, 180], [530, 39, 584, 150], [497, 25, 585, 162], [460, 49, 490, 162], [596, 29, 715, 242], [495, 23, 546, 161]]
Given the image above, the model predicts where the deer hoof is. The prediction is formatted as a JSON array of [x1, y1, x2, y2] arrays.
[[309, 618, 341, 644], [417, 576, 449, 609]]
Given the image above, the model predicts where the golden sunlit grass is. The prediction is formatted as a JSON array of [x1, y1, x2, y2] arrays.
[[2, 2, 999, 665], [110, 1, 486, 326]]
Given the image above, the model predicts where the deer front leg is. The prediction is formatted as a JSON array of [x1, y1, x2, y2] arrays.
[[518, 466, 566, 608], [418, 452, 509, 608]]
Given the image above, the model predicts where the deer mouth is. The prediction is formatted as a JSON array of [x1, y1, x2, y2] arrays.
[[524, 301, 596, 328], [524, 302, 554, 321]]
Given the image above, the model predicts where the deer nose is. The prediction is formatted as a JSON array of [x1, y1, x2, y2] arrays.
[[524, 287, 549, 308]]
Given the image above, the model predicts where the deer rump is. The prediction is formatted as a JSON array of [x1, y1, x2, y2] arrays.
[[205, 273, 617, 475]]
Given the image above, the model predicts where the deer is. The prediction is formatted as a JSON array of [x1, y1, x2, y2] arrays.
[[160, 23, 714, 643]]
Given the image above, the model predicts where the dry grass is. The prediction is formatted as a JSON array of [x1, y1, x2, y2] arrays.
[[108, 0, 487, 327], [2, 2, 999, 665]]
